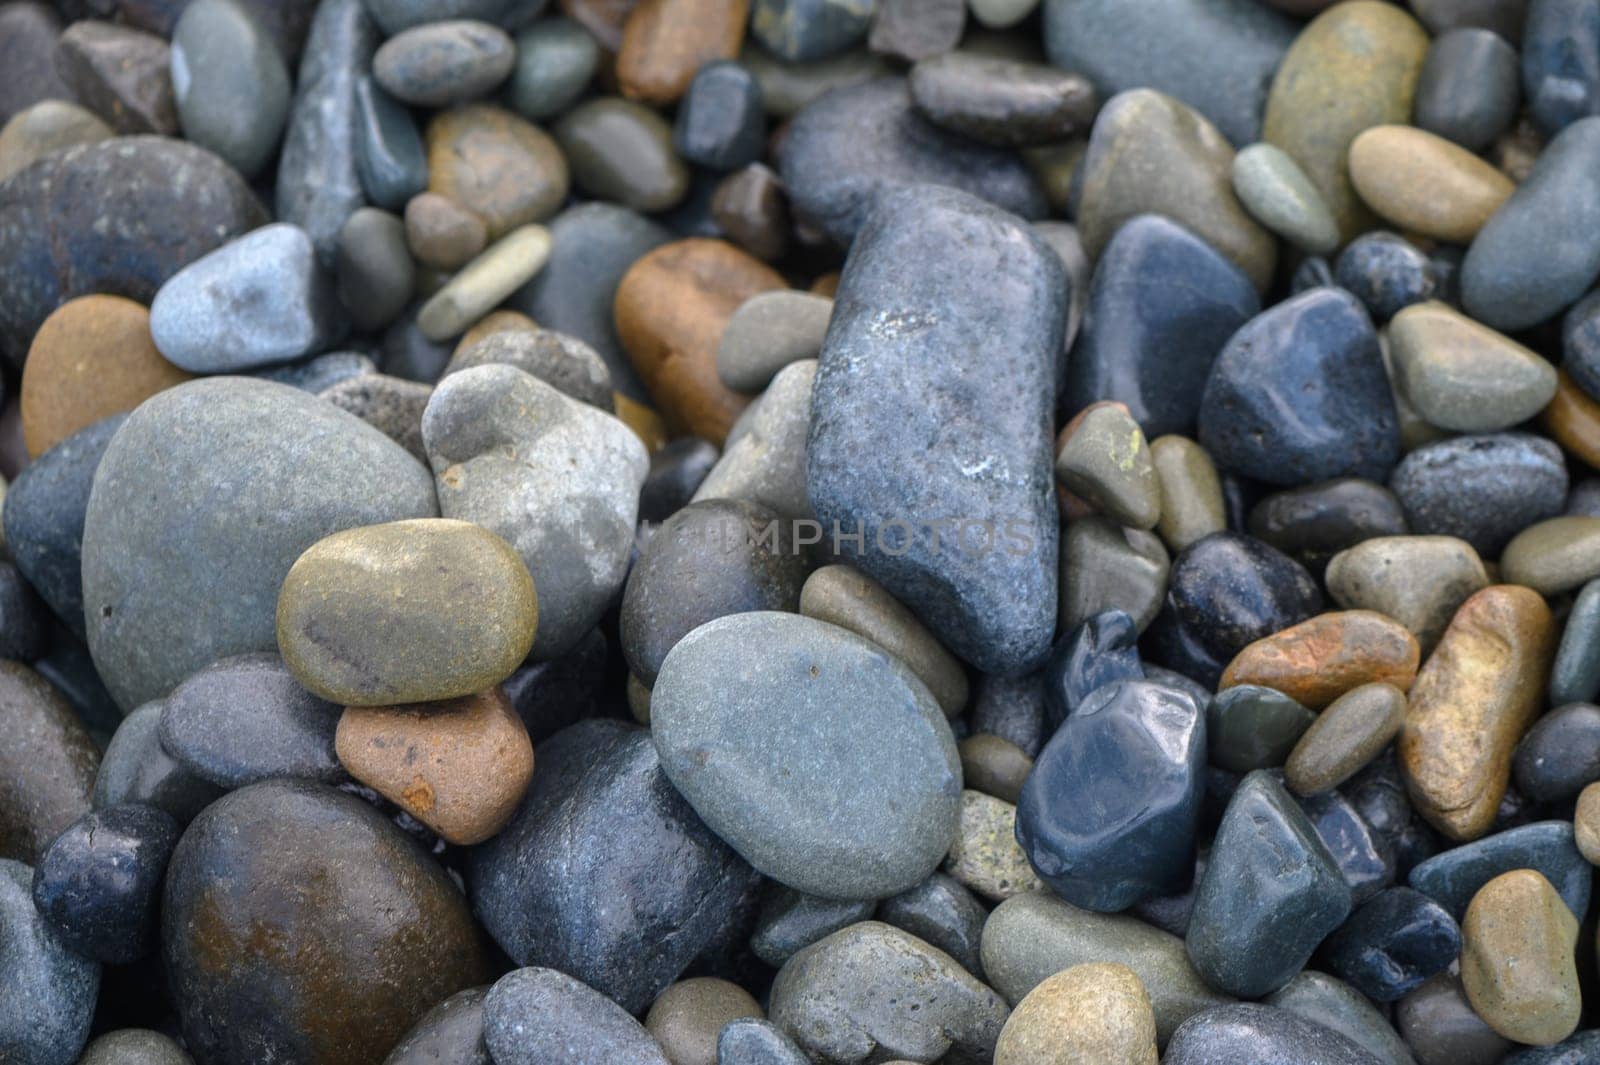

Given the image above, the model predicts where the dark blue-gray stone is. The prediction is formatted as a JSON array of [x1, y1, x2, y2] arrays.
[[1131, 845, 1205, 937], [1044, 609, 1143, 729], [259, 350, 376, 392], [353, 75, 426, 210], [1264, 971, 1416, 1065], [483, 967, 668, 1065], [30, 803, 179, 964], [1199, 287, 1398, 488], [1064, 213, 1260, 438], [158, 653, 343, 788], [1017, 679, 1205, 912], [807, 183, 1063, 674], [1562, 287, 1600, 401], [499, 627, 615, 744], [970, 671, 1047, 757], [0, 857, 98, 1065], [1293, 255, 1336, 294], [1513, 701, 1600, 801], [1415, 27, 1520, 152], [876, 872, 986, 977], [1463, 115, 1600, 331], [1165, 1004, 1383, 1065], [510, 202, 671, 402], [1207, 685, 1315, 773], [1319, 886, 1460, 1003], [1334, 232, 1438, 322], [93, 701, 225, 825], [0, 4, 74, 127], [467, 719, 758, 1014], [384, 986, 491, 1065], [0, 561, 44, 663], [751, 0, 874, 62], [1346, 751, 1442, 880], [1041, 0, 1297, 146], [778, 78, 1047, 246], [1247, 478, 1409, 578], [1298, 787, 1397, 907], [35, 640, 121, 745], [1551, 579, 1600, 704], [382, 310, 453, 383], [1388, 432, 1568, 557], [277, 0, 379, 265], [674, 60, 764, 171], [509, 17, 597, 121], [639, 437, 719, 524], [1523, 0, 1600, 135], [750, 886, 875, 967], [717, 1019, 810, 1065], [1505, 1031, 1600, 1064], [1408, 820, 1592, 920], [1186, 771, 1352, 998]]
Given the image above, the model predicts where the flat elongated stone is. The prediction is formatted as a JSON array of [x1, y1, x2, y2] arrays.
[[1460, 870, 1582, 1046], [417, 225, 553, 341], [807, 184, 1063, 675], [354, 76, 425, 210], [1247, 478, 1409, 579], [1265, 971, 1415, 1065], [1409, 820, 1592, 921], [1231, 142, 1340, 255], [1286, 682, 1407, 795], [909, 52, 1097, 148], [1551, 579, 1600, 704], [1219, 610, 1420, 710], [1501, 515, 1600, 595], [0, 662, 99, 866], [1349, 126, 1514, 244], [374, 19, 514, 107], [1151, 435, 1226, 552]]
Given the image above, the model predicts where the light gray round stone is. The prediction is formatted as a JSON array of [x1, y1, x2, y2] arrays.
[[716, 290, 834, 393], [1232, 142, 1340, 255], [171, 0, 291, 179]]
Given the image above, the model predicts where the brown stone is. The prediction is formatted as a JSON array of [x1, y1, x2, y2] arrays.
[[1219, 610, 1421, 710], [56, 20, 176, 135], [644, 977, 763, 1065], [336, 687, 534, 845], [711, 162, 790, 263], [0, 661, 99, 864], [1460, 869, 1582, 1046], [404, 191, 487, 270], [616, 0, 747, 105], [1543, 369, 1600, 471], [613, 238, 785, 444], [426, 105, 569, 239], [453, 309, 540, 356], [958, 733, 1033, 805], [20, 294, 192, 458], [993, 962, 1159, 1065], [614, 391, 670, 452], [1576, 782, 1600, 865], [1400, 585, 1556, 841], [811, 272, 841, 298], [1348, 125, 1514, 244]]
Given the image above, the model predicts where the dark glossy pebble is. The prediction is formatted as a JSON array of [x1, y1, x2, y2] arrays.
[[467, 720, 758, 1014], [1514, 702, 1600, 801], [1346, 751, 1442, 879], [1319, 887, 1460, 1002], [1165, 1003, 1384, 1065], [673, 60, 764, 171], [500, 628, 615, 745], [1504, 1031, 1600, 1064], [1017, 680, 1205, 912], [1334, 232, 1438, 322], [1551, 580, 1600, 704], [621, 499, 809, 687], [1043, 609, 1143, 729], [3, 414, 124, 641], [1415, 27, 1520, 152], [907, 52, 1096, 147], [93, 702, 225, 825], [1248, 478, 1408, 577], [1408, 820, 1592, 920], [639, 437, 719, 524], [1523, 0, 1600, 135], [1388, 432, 1568, 556], [1187, 772, 1352, 998], [1148, 532, 1323, 688], [970, 671, 1047, 758], [876, 872, 986, 977], [868, 0, 964, 63], [1561, 288, 1600, 401], [31, 804, 179, 964], [158, 653, 343, 788], [750, 886, 874, 967], [353, 75, 426, 211], [0, 562, 44, 661], [1208, 686, 1315, 773], [384, 986, 491, 1065], [1132, 846, 1207, 938], [1199, 287, 1398, 487], [1065, 214, 1259, 439], [1298, 787, 1397, 906], [778, 77, 1046, 246]]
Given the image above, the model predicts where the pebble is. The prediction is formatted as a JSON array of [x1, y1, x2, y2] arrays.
[[1150, 436, 1225, 552], [1543, 368, 1600, 467], [484, 966, 671, 1065], [718, 1019, 811, 1065], [1320, 886, 1460, 1002], [1248, 479, 1409, 579], [1523, 0, 1600, 134], [319, 374, 431, 461], [77, 1030, 194, 1065], [1401, 585, 1557, 841], [767, 922, 1009, 1065], [1018, 679, 1204, 911], [58, 21, 176, 136], [556, 96, 689, 213], [1220, 610, 1419, 710], [1390, 301, 1557, 433], [1397, 972, 1513, 1065], [467, 719, 758, 1013], [1265, 971, 1415, 1065], [150, 223, 343, 373], [1501, 515, 1600, 595], [1324, 534, 1484, 652], [1335, 232, 1438, 322], [405, 192, 487, 270], [980, 891, 1232, 1046], [1045, 609, 1143, 726], [0, 858, 98, 1065], [1352, 127, 1513, 246], [171, 0, 291, 178], [716, 291, 832, 394], [778, 77, 1046, 246], [1464, 116, 1600, 331], [1514, 702, 1600, 801], [93, 701, 224, 825], [971, 673, 1048, 758], [1060, 518, 1170, 636], [1409, 820, 1592, 921], [808, 184, 1063, 674], [426, 104, 568, 238], [374, 20, 514, 107], [1262, 1, 1429, 243], [443, 328, 613, 409], [868, 0, 965, 63], [645, 978, 762, 1065], [675, 60, 765, 170], [382, 987, 489, 1065], [0, 662, 99, 865], [877, 872, 987, 978], [1186, 771, 1352, 998], [909, 52, 1096, 148], [1296, 785, 1397, 904], [158, 652, 343, 787], [1231, 142, 1339, 255], [1055, 402, 1160, 530], [417, 224, 553, 341], [993, 962, 1158, 1065], [510, 17, 597, 120], [1414, 28, 1519, 153], [1563, 288, 1600, 401], [0, 3, 75, 125], [1459, 869, 1582, 1046], [1064, 214, 1259, 439], [353, 76, 426, 210], [1286, 682, 1407, 795], [944, 789, 1042, 900], [31, 804, 179, 964], [0, 100, 111, 183], [751, 0, 873, 62], [1578, 783, 1600, 862], [362, 0, 546, 35], [163, 780, 491, 1064], [616, 0, 746, 105], [0, 136, 266, 368], [1163, 1004, 1383, 1065], [1553, 579, 1600, 707], [1207, 685, 1315, 772], [712, 163, 790, 261], [1078, 90, 1275, 292], [751, 887, 874, 966], [1388, 433, 1568, 557], [742, 43, 890, 116], [335, 208, 414, 333]]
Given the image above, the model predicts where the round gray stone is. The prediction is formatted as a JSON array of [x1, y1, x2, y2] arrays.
[[171, 0, 291, 179]]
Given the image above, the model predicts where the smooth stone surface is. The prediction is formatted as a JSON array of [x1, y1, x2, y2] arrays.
[[426, 104, 568, 238], [674, 60, 764, 170], [484, 966, 671, 1065], [0, 101, 112, 183], [1501, 515, 1600, 595], [0, 662, 99, 865], [993, 962, 1158, 1065], [1397, 972, 1513, 1065], [1543, 367, 1600, 468], [163, 780, 491, 1065], [556, 96, 689, 213], [171, 0, 291, 178], [1416, 27, 1519, 152], [778, 77, 1045, 246], [336, 208, 413, 333], [374, 19, 514, 107], [1335, 232, 1438, 322], [468, 719, 757, 1014], [1060, 518, 1170, 636], [808, 184, 1062, 674], [1299, 781, 1401, 907], [718, 1019, 811, 1065], [1186, 771, 1352, 998], [1246, 477, 1410, 579], [1287, 683, 1407, 795], [768, 922, 1010, 1065], [0, 858, 98, 1065], [405, 191, 486, 270], [77, 1030, 194, 1065], [1151, 436, 1225, 552], [417, 224, 553, 341], [716, 290, 832, 394], [868, 0, 964, 63], [751, 0, 873, 62], [57, 21, 175, 135], [382, 987, 490, 1065], [1064, 214, 1259, 440], [1505, 1033, 1600, 1064], [1232, 142, 1339, 254], [712, 162, 790, 262], [1055, 402, 1160, 529], [1350, 126, 1514, 244], [614, 0, 746, 106], [690, 357, 815, 518], [1207, 685, 1316, 772], [909, 52, 1097, 148], [1264, 971, 1414, 1065], [510, 17, 597, 120], [1388, 433, 1568, 558], [1552, 579, 1600, 704], [877, 872, 987, 978], [1524, 0, 1600, 134], [1408, 820, 1593, 922], [1389, 301, 1556, 433], [0, 3, 75, 126], [1459, 869, 1582, 1046], [1044, 609, 1143, 727], [646, 977, 762, 1065], [1219, 610, 1419, 711], [1320, 886, 1460, 1002], [159, 652, 342, 788], [353, 75, 425, 210], [93, 701, 223, 825], [1163, 1004, 1383, 1065], [751, 887, 874, 967], [1514, 702, 1600, 801], [1326, 536, 1489, 654]]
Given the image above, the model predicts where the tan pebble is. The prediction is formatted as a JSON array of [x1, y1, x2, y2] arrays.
[[994, 961, 1159, 1065], [1349, 125, 1515, 243], [1576, 782, 1600, 865], [426, 105, 568, 239], [645, 977, 763, 1065], [1460, 869, 1582, 1046], [1150, 435, 1225, 552], [958, 734, 1033, 805], [616, 0, 746, 105], [942, 789, 1040, 901]]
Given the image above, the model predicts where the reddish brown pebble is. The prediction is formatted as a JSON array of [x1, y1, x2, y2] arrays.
[[1219, 609, 1421, 710], [615, 0, 746, 105], [1542, 369, 1600, 471]]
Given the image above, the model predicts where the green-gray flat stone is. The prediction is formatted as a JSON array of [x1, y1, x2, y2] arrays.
[[554, 97, 689, 213], [1207, 684, 1316, 772], [509, 17, 597, 121], [1231, 142, 1339, 255], [1150, 435, 1225, 553], [1388, 301, 1558, 433], [1060, 517, 1170, 633], [1056, 404, 1161, 530], [171, 0, 291, 179], [1265, 971, 1415, 1065], [1501, 516, 1600, 596], [1285, 682, 1407, 795]]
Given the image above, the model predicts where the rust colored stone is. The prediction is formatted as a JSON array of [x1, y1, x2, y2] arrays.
[[810, 272, 840, 297], [1542, 369, 1600, 470], [1400, 585, 1556, 842], [615, 0, 746, 105], [613, 237, 785, 444], [1219, 609, 1420, 710]]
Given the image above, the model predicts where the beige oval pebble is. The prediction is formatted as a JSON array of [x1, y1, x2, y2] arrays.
[[1460, 869, 1582, 1046], [1350, 125, 1515, 243], [994, 962, 1159, 1065], [1324, 535, 1488, 654], [1388, 301, 1557, 434], [958, 733, 1034, 805], [1150, 435, 1225, 552], [1285, 682, 1406, 795], [1575, 782, 1600, 865], [645, 976, 763, 1065]]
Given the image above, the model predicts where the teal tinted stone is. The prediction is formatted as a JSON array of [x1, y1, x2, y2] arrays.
[[171, 0, 291, 179], [1207, 685, 1316, 772], [509, 17, 597, 120], [1553, 579, 1600, 704], [354, 75, 426, 210]]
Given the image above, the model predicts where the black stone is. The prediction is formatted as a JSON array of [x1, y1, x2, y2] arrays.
[[674, 60, 765, 171], [1132, 846, 1206, 938], [1523, 0, 1600, 135], [1408, 820, 1592, 920], [1297, 787, 1397, 907], [0, 562, 44, 662], [1416, 27, 1521, 152], [639, 437, 720, 524], [1319, 886, 1460, 1003], [1334, 232, 1438, 322], [1207, 686, 1315, 773], [1345, 750, 1442, 879], [1514, 702, 1600, 802], [876, 872, 986, 978], [1388, 432, 1568, 557], [500, 628, 619, 745], [34, 635, 121, 741], [1165, 1004, 1384, 1065], [1247, 478, 1408, 578], [1043, 609, 1144, 730]]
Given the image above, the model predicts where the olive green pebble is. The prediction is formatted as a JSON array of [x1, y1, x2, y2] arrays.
[[1207, 685, 1316, 773], [1500, 516, 1600, 596], [1285, 682, 1406, 796], [1231, 142, 1340, 255], [993, 962, 1159, 1065], [958, 734, 1034, 805], [554, 96, 689, 213], [1055, 403, 1160, 530], [943, 789, 1042, 902], [1388, 301, 1557, 433], [644, 977, 763, 1065], [1575, 783, 1600, 866], [0, 99, 112, 182], [627, 672, 651, 725], [1149, 435, 1225, 552], [1325, 535, 1489, 654]]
